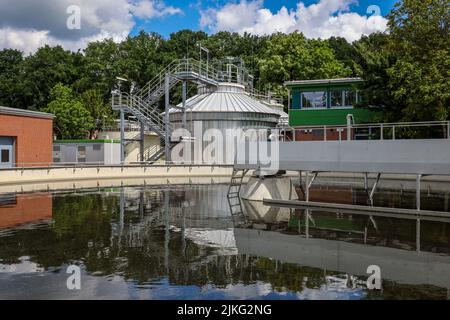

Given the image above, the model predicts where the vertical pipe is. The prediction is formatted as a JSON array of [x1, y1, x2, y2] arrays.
[[305, 209, 310, 239], [346, 114, 352, 141], [323, 126, 327, 141], [392, 126, 396, 140], [182, 81, 187, 129], [165, 73, 170, 163], [380, 124, 384, 140], [416, 174, 421, 211], [140, 121, 145, 162], [364, 173, 368, 192], [120, 109, 125, 164], [447, 121, 450, 139]]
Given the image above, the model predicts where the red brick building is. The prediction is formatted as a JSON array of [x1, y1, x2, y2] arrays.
[[0, 106, 54, 167]]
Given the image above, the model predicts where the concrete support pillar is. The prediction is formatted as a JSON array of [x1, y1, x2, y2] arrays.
[[416, 174, 422, 211], [164, 73, 170, 163], [140, 121, 145, 162], [182, 81, 187, 129]]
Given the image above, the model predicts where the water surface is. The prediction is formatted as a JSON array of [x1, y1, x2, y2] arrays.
[[0, 183, 450, 300]]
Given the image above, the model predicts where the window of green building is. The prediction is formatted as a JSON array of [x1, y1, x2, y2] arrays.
[[343, 90, 357, 107], [330, 90, 343, 107], [292, 91, 301, 109], [301, 91, 327, 109]]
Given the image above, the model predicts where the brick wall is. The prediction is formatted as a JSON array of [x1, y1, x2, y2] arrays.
[[0, 114, 53, 166]]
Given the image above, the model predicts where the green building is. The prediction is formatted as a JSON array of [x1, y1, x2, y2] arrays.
[[285, 78, 375, 126]]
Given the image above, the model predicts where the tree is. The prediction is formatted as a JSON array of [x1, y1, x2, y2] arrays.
[[0, 49, 24, 108], [43, 84, 94, 139], [81, 89, 115, 139], [386, 0, 450, 121], [20, 45, 84, 111], [76, 39, 120, 98], [327, 37, 359, 76], [257, 32, 351, 94], [353, 33, 398, 120]]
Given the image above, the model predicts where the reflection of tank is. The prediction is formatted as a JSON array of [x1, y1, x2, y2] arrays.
[[242, 200, 291, 224], [240, 176, 298, 223], [233, 227, 450, 290]]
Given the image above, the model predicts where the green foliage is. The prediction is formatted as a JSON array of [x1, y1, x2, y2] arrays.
[[81, 89, 115, 138], [0, 49, 24, 108], [357, 0, 450, 122], [43, 84, 94, 139], [327, 36, 359, 76], [257, 32, 351, 95], [386, 0, 450, 121]]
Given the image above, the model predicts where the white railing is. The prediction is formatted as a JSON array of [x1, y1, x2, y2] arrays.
[[277, 121, 450, 142]]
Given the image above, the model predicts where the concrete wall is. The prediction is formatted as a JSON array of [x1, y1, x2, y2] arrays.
[[0, 113, 53, 166], [97, 131, 161, 163], [236, 139, 450, 175], [0, 165, 233, 186], [54, 142, 120, 165]]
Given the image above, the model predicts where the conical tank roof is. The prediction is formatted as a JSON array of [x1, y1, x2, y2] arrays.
[[170, 83, 280, 117]]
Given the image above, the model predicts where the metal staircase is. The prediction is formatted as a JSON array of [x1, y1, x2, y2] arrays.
[[112, 58, 279, 163], [227, 168, 249, 221], [112, 58, 221, 163]]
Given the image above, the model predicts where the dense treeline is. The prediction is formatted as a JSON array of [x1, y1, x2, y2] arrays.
[[0, 0, 448, 139]]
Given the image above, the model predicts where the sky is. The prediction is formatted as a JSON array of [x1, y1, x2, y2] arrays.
[[0, 0, 397, 54]]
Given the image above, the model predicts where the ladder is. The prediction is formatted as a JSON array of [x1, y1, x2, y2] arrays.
[[227, 168, 249, 222]]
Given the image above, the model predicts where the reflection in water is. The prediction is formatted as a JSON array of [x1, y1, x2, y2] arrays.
[[0, 183, 449, 299]]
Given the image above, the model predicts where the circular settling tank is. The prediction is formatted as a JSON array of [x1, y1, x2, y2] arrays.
[[169, 83, 280, 164]]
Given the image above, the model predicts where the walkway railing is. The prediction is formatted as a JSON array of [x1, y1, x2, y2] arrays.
[[278, 121, 450, 142], [0, 161, 235, 170]]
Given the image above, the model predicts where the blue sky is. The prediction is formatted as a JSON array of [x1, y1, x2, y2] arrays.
[[131, 0, 397, 38]]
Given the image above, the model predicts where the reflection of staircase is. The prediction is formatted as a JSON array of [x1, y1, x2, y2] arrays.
[[227, 168, 249, 220]]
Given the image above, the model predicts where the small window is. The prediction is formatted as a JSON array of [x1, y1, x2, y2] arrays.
[[53, 145, 61, 152], [77, 158, 86, 163], [1, 149, 10, 163], [343, 90, 357, 106], [53, 158, 61, 163], [331, 90, 343, 107], [301, 91, 327, 108], [93, 144, 101, 151], [77, 146, 86, 156]]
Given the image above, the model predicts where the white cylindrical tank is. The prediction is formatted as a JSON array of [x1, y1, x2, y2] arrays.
[[169, 83, 280, 165]]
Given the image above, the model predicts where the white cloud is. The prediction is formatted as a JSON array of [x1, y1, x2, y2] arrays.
[[131, 0, 183, 19], [200, 0, 387, 42], [0, 0, 182, 54]]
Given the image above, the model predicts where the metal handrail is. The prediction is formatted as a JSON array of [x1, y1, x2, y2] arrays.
[[277, 120, 450, 141], [0, 161, 235, 171]]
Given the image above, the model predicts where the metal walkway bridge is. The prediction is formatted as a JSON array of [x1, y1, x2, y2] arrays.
[[232, 121, 450, 211]]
